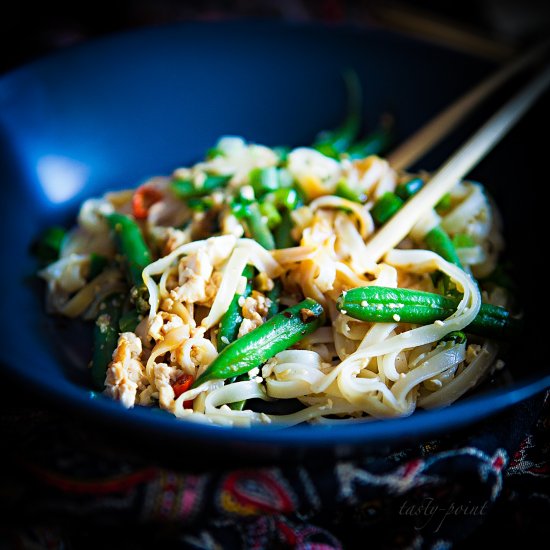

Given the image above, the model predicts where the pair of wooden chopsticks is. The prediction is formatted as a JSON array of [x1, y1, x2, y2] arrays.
[[363, 41, 550, 262]]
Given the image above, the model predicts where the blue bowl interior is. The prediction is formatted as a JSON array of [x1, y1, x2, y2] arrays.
[[1, 20, 548, 464]]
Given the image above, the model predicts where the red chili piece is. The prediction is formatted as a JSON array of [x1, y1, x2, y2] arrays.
[[132, 185, 163, 219]]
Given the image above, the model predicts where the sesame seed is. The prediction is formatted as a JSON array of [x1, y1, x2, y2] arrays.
[[435, 320, 445, 326], [361, 300, 368, 307], [220, 336, 230, 345], [393, 314, 401, 322], [340, 310, 347, 315]]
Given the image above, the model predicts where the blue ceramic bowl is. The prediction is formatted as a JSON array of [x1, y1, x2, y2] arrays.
[[1, 21, 548, 465]]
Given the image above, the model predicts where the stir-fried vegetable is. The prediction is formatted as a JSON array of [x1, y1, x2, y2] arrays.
[[132, 184, 163, 219], [217, 265, 255, 352], [337, 286, 521, 338], [313, 69, 362, 159], [171, 174, 231, 200], [91, 293, 123, 390], [424, 225, 463, 269], [106, 213, 152, 288], [193, 298, 325, 387]]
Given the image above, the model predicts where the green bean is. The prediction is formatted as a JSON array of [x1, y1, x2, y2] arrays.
[[435, 192, 452, 213], [274, 210, 295, 249], [242, 202, 276, 250], [337, 286, 522, 339], [193, 298, 325, 386], [91, 293, 123, 390], [371, 192, 404, 225], [424, 225, 463, 269], [171, 174, 231, 200], [105, 213, 152, 289], [371, 192, 462, 272], [442, 331, 467, 344], [264, 188, 302, 211], [452, 233, 476, 248], [217, 265, 254, 352], [266, 279, 282, 319], [119, 309, 141, 333], [218, 264, 255, 409], [313, 69, 362, 158]]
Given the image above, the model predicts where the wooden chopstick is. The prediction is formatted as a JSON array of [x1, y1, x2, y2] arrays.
[[363, 62, 550, 264], [369, 2, 516, 62], [387, 40, 550, 171]]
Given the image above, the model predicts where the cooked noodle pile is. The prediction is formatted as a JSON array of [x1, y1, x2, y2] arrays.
[[40, 137, 511, 426]]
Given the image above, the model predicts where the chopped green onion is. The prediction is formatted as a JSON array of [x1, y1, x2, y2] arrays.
[[395, 177, 424, 200], [171, 174, 231, 200], [249, 167, 280, 196], [206, 147, 224, 159], [435, 192, 452, 213], [273, 146, 290, 163], [371, 192, 404, 225], [187, 197, 214, 212], [259, 202, 282, 229], [335, 179, 367, 203], [452, 233, 476, 248]]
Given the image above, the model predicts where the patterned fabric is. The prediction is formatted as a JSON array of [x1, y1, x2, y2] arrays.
[[0, 390, 548, 549]]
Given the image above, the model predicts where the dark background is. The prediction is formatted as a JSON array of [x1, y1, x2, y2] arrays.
[[2, 0, 550, 75]]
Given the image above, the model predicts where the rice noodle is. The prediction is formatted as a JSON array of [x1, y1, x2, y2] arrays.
[[42, 135, 511, 427]]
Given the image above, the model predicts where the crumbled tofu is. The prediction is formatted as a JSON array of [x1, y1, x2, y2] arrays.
[[203, 271, 224, 307], [148, 312, 185, 341], [237, 291, 270, 338], [237, 318, 257, 338], [105, 332, 147, 408], [171, 249, 213, 303], [153, 363, 178, 409], [254, 272, 274, 292]]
